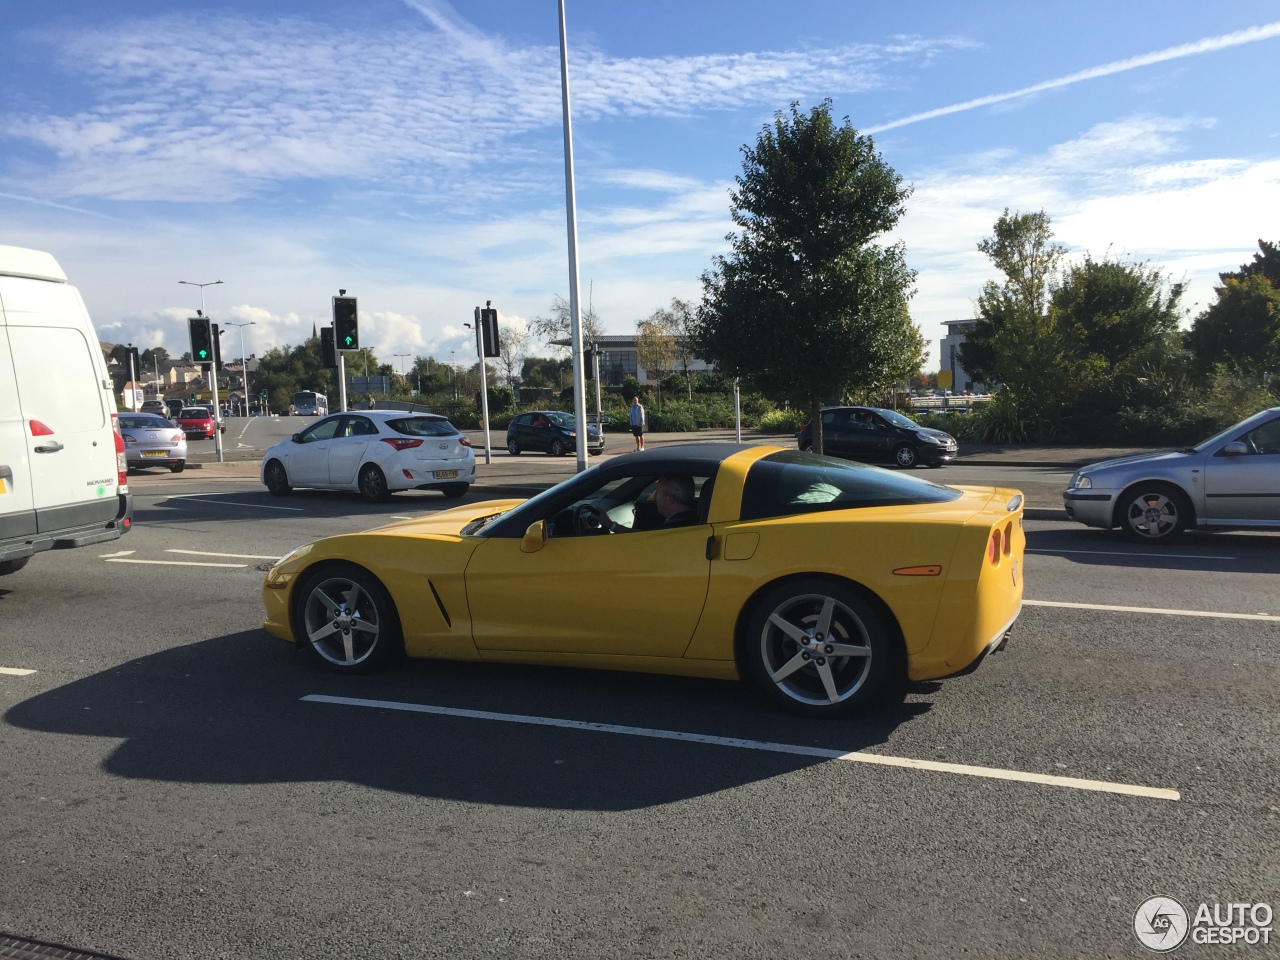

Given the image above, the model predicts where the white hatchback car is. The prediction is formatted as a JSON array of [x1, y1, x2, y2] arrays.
[[261, 411, 474, 502]]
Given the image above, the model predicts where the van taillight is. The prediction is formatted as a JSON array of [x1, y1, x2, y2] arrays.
[[111, 413, 128, 488], [29, 420, 55, 437]]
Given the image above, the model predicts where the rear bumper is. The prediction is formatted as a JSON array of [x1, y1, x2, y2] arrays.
[[0, 493, 132, 562]]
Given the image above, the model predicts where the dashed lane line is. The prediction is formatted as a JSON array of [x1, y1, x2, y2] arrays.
[[1026, 548, 1239, 561], [104, 558, 246, 568], [165, 495, 303, 512], [0, 667, 36, 676], [166, 549, 283, 560], [1024, 599, 1280, 621], [99, 550, 135, 558], [303, 694, 1180, 802]]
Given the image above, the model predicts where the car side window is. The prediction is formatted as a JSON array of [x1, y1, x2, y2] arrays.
[[1242, 418, 1280, 454], [821, 410, 844, 428], [299, 417, 342, 442], [343, 416, 378, 437]]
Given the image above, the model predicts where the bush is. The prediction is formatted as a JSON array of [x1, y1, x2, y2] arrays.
[[758, 408, 806, 433], [648, 407, 699, 432], [914, 411, 976, 441]]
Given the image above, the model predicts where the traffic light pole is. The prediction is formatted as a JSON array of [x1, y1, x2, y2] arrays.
[[337, 353, 348, 413], [473, 307, 492, 465], [210, 366, 224, 463]]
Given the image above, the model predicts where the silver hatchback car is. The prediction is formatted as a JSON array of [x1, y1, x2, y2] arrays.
[[1064, 406, 1280, 543], [119, 412, 188, 473]]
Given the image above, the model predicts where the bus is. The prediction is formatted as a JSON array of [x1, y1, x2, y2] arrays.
[[289, 391, 329, 417]]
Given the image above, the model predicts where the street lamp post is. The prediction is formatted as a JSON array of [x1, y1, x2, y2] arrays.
[[178, 279, 225, 462], [225, 320, 255, 416], [393, 353, 410, 397]]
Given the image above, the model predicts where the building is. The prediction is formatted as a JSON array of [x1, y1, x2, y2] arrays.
[[939, 319, 987, 393], [590, 334, 716, 386]]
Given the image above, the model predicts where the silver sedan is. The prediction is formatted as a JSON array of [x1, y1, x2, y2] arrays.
[[1064, 406, 1280, 543], [119, 413, 188, 473]]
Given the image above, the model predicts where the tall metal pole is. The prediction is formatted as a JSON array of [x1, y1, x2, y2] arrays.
[[593, 344, 602, 428], [557, 0, 589, 473], [338, 354, 348, 413], [473, 308, 492, 465], [127, 345, 138, 412], [226, 321, 255, 415], [734, 378, 742, 443]]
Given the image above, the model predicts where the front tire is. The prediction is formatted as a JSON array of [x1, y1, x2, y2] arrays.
[[1117, 483, 1190, 544], [893, 444, 918, 468], [740, 578, 903, 717], [549, 439, 565, 457], [358, 464, 391, 503], [264, 459, 291, 495], [295, 564, 403, 673]]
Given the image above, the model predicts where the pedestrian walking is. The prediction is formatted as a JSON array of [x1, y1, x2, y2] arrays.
[[629, 395, 647, 450]]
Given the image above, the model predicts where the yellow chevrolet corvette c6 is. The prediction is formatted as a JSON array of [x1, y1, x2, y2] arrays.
[[262, 443, 1024, 717]]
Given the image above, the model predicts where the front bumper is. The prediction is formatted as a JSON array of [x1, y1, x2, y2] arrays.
[[1063, 490, 1115, 527], [920, 444, 958, 464]]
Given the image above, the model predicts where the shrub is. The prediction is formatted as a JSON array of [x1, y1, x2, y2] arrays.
[[758, 408, 806, 434]]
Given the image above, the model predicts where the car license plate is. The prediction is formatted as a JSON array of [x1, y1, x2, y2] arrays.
[[434, 470, 458, 479], [141, 450, 167, 458], [0, 478, 6, 494]]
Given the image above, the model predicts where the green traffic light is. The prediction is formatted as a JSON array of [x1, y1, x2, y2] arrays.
[[344, 336, 353, 345], [198, 349, 208, 358]]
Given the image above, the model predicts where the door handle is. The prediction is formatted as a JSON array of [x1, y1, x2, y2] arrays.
[[34, 442, 65, 454]]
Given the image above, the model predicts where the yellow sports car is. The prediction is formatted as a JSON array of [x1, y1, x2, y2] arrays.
[[263, 443, 1024, 717]]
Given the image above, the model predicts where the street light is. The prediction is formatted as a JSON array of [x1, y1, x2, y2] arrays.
[[178, 279, 225, 462], [393, 352, 410, 390], [225, 320, 256, 415]]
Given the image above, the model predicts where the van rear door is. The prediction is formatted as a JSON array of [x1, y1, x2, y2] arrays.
[[0, 318, 37, 546], [1, 277, 120, 532]]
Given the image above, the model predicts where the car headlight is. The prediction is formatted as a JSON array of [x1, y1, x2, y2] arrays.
[[566, 431, 576, 437], [915, 432, 943, 444], [1073, 474, 1092, 489], [272, 544, 310, 570]]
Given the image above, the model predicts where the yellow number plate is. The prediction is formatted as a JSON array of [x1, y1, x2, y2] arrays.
[[0, 478, 7, 495], [141, 450, 168, 458], [434, 470, 458, 479]]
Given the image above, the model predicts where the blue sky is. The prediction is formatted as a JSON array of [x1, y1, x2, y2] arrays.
[[3, 0, 1279, 371]]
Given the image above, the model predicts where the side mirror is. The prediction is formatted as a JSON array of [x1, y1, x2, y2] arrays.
[[1221, 440, 1249, 456], [520, 519, 548, 553], [291, 433, 302, 443]]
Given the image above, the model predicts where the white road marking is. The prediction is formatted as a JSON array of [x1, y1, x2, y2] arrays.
[[389, 516, 413, 520], [167, 495, 302, 512], [98, 550, 136, 558], [166, 549, 282, 560], [0, 667, 37, 676], [1027, 548, 1238, 561], [1024, 599, 1280, 622], [105, 558, 246, 568], [303, 694, 1180, 802]]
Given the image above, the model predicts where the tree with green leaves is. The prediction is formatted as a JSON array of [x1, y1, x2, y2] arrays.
[[634, 310, 677, 382], [1187, 272, 1280, 384], [1219, 239, 1280, 287], [958, 209, 1070, 441], [693, 101, 917, 453]]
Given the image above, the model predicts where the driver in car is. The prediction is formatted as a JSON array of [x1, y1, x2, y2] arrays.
[[583, 474, 698, 534]]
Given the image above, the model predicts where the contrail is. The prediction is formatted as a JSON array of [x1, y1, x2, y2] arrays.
[[0, 191, 120, 220], [865, 21, 1280, 134]]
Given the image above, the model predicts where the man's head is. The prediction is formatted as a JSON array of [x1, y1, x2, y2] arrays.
[[631, 396, 640, 406], [655, 474, 695, 520]]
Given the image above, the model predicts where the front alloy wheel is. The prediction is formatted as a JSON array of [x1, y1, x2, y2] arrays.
[[742, 580, 901, 717], [264, 460, 291, 495], [1120, 486, 1187, 543], [894, 444, 918, 468], [549, 439, 565, 457], [298, 566, 402, 672]]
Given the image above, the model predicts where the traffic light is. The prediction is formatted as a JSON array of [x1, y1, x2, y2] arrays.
[[210, 323, 224, 371], [584, 346, 596, 380], [126, 346, 141, 377], [333, 296, 359, 350], [479, 307, 500, 358], [320, 326, 337, 368], [188, 316, 213, 366]]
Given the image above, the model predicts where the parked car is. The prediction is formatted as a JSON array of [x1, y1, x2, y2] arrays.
[[1064, 407, 1280, 543], [507, 410, 604, 456], [0, 244, 132, 577], [164, 399, 185, 418], [261, 411, 474, 502], [798, 406, 957, 468], [119, 413, 187, 473], [140, 399, 168, 416], [261, 443, 1025, 717], [177, 406, 216, 440]]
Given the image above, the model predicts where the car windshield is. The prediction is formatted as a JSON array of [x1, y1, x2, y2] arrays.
[[387, 417, 457, 437], [740, 450, 961, 521], [1191, 417, 1263, 452], [546, 412, 575, 428], [877, 409, 918, 429], [293, 392, 320, 406], [119, 415, 172, 429]]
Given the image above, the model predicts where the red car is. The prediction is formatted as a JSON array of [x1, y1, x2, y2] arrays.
[[177, 406, 216, 440]]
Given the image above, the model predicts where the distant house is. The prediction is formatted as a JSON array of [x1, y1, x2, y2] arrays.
[[939, 319, 987, 393], [588, 334, 716, 386]]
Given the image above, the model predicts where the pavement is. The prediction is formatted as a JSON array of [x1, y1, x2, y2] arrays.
[[173, 424, 1159, 521]]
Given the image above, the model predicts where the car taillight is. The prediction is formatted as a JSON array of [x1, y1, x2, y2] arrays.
[[458, 436, 472, 447], [111, 413, 128, 488], [381, 437, 424, 451], [172, 432, 184, 443]]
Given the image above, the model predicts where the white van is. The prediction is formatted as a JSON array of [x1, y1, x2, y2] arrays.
[[0, 245, 132, 576]]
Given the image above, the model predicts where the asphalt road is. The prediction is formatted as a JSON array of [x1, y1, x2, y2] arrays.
[[1, 477, 1277, 959]]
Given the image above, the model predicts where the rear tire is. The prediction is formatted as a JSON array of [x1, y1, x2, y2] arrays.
[[1117, 483, 1190, 544], [740, 578, 903, 717], [440, 483, 469, 499], [170, 462, 185, 474], [295, 564, 403, 673], [358, 464, 391, 503], [264, 459, 291, 495], [0, 557, 31, 577], [507, 438, 521, 455]]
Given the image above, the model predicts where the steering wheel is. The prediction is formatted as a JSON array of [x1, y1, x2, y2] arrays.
[[572, 503, 607, 535]]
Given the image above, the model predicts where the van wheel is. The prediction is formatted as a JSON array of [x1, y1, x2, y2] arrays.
[[0, 557, 30, 577], [264, 460, 292, 495], [358, 464, 391, 503], [170, 462, 185, 474]]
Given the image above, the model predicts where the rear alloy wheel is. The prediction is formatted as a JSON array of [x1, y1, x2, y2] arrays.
[[264, 459, 291, 495], [170, 462, 185, 474], [549, 439, 565, 457], [742, 579, 902, 717], [893, 444, 918, 468], [297, 565, 402, 672], [440, 482, 469, 499], [507, 438, 521, 455], [1118, 484, 1189, 544], [358, 464, 391, 503]]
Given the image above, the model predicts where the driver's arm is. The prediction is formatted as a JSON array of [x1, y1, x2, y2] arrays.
[[584, 504, 621, 534]]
